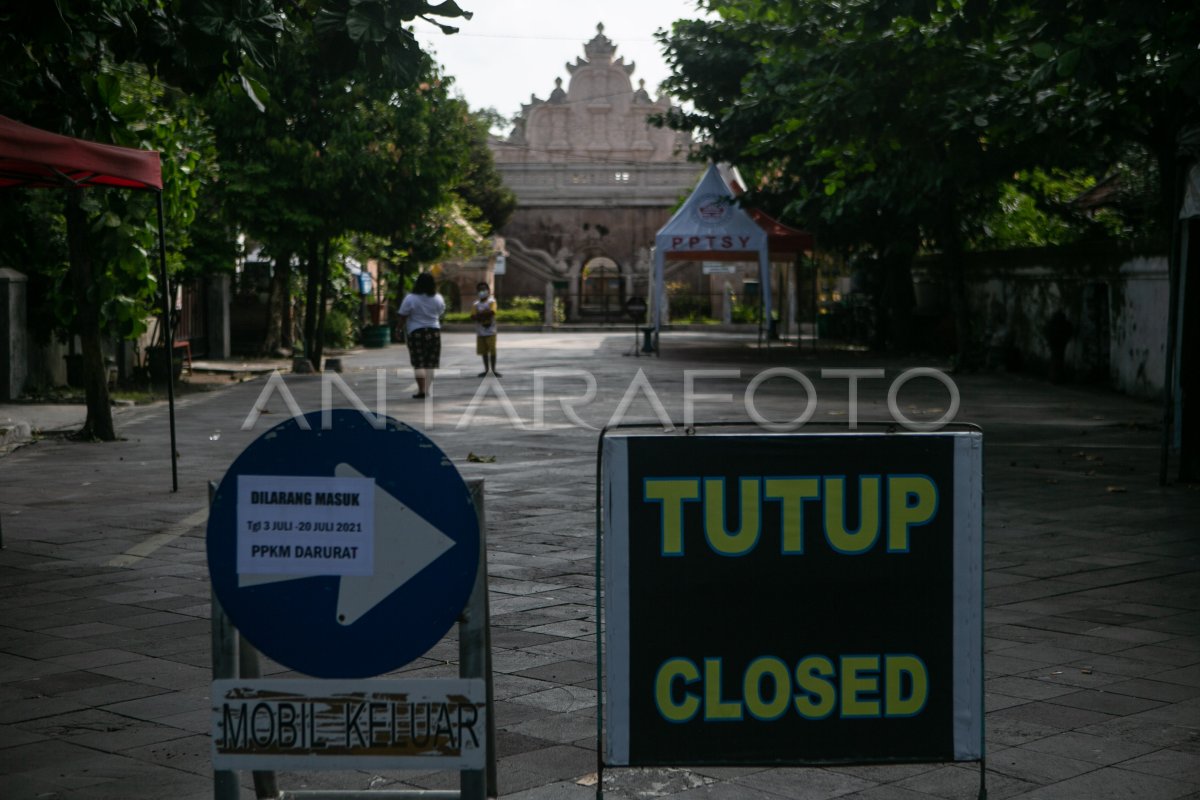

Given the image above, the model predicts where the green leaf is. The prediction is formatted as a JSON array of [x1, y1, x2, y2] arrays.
[[1030, 42, 1054, 59], [425, 1, 472, 21], [1056, 48, 1081, 77], [347, 6, 388, 43], [239, 72, 269, 113], [95, 73, 121, 107]]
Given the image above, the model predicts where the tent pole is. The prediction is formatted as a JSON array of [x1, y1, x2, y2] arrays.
[[157, 192, 179, 493]]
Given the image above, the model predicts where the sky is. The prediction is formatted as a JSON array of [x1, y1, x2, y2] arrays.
[[411, 0, 711, 123]]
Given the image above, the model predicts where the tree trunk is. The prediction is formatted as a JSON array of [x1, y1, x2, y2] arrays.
[[281, 256, 294, 350], [310, 240, 331, 371], [302, 239, 319, 361], [262, 253, 290, 355], [65, 190, 116, 441], [939, 204, 973, 369], [881, 244, 917, 353]]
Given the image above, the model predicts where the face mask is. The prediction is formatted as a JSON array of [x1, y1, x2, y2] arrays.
[[478, 291, 489, 299]]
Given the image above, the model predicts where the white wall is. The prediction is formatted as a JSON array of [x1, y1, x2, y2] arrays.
[[1111, 257, 1169, 398]]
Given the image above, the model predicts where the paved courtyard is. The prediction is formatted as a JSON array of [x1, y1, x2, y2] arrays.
[[1, 331, 1198, 799]]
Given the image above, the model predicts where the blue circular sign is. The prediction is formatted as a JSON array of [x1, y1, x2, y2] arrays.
[[207, 410, 479, 678]]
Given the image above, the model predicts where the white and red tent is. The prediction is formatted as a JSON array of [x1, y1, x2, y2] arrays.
[[652, 164, 813, 345], [0, 115, 178, 490]]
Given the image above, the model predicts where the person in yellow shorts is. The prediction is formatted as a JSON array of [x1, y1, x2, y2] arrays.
[[472, 282, 500, 377]]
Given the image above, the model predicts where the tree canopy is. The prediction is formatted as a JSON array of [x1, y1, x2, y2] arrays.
[[0, 0, 486, 438], [657, 0, 1199, 354]]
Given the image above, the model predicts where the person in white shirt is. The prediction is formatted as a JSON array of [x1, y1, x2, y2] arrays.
[[397, 272, 445, 399], [471, 282, 500, 378]]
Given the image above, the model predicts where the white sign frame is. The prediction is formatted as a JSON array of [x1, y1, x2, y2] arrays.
[[213, 678, 487, 771]]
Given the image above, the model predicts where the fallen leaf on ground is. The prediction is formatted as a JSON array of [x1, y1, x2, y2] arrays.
[[467, 452, 496, 463]]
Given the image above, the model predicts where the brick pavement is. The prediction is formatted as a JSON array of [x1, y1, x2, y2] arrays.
[[0, 331, 1197, 799]]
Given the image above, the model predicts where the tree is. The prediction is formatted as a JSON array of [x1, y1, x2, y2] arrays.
[[0, 0, 474, 439], [660, 1, 1073, 357], [661, 2, 1200, 355], [457, 110, 517, 231], [207, 35, 483, 366]]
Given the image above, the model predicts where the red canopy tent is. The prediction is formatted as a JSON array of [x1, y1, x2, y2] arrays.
[[0, 115, 179, 490]]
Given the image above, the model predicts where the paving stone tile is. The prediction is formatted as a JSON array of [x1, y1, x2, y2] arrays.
[[826, 763, 941, 783], [515, 659, 597, 686], [492, 648, 567, 674], [524, 619, 596, 639], [837, 785, 947, 800], [671, 782, 783, 799], [0, 653, 79, 682], [494, 699, 560, 728], [1015, 766, 1195, 799], [1156, 665, 1200, 688], [17, 707, 195, 753], [500, 743, 595, 781], [735, 766, 877, 798], [985, 714, 1073, 747], [0, 721, 48, 750], [894, 764, 1034, 800], [503, 779, 598, 799], [1046, 688, 1166, 716], [507, 711, 596, 745], [1102, 677, 1200, 703], [1074, 624, 1178, 645], [1068, 652, 1181, 679], [493, 673, 559, 702], [120, 732, 212, 776], [86, 657, 210, 690], [989, 699, 1115, 731], [509, 685, 596, 713], [527, 638, 598, 661], [986, 692, 1030, 712], [58, 680, 169, 708], [1015, 666, 1127, 690], [44, 648, 143, 670], [986, 675, 1080, 701], [1020, 730, 1158, 765], [987, 745, 1097, 784], [1076, 715, 1200, 750], [493, 729, 555, 759], [151, 708, 210, 735], [1065, 609, 1166, 628], [602, 766, 714, 797], [1118, 748, 1200, 783], [102, 689, 208, 721], [983, 653, 1053, 677], [39, 621, 129, 639], [9, 669, 122, 697], [0, 694, 88, 724]]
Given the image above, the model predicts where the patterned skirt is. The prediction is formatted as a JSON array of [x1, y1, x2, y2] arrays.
[[406, 327, 441, 369]]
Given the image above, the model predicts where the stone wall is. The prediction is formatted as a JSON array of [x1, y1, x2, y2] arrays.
[[919, 248, 1169, 398]]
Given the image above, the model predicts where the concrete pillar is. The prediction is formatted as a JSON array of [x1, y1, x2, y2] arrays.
[[543, 281, 556, 329], [0, 268, 29, 400], [207, 274, 232, 360]]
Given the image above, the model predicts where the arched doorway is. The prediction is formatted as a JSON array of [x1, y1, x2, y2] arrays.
[[580, 256, 623, 321]]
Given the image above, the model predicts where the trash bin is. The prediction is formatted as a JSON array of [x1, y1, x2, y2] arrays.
[[362, 324, 391, 348]]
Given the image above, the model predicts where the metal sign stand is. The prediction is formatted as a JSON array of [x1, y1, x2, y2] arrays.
[[211, 479, 497, 800]]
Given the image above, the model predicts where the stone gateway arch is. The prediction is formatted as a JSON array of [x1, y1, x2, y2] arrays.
[[486, 24, 702, 322]]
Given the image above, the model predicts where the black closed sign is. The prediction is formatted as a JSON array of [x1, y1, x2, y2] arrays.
[[601, 432, 983, 766]]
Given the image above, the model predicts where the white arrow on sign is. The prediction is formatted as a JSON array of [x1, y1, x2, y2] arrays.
[[238, 463, 457, 626]]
